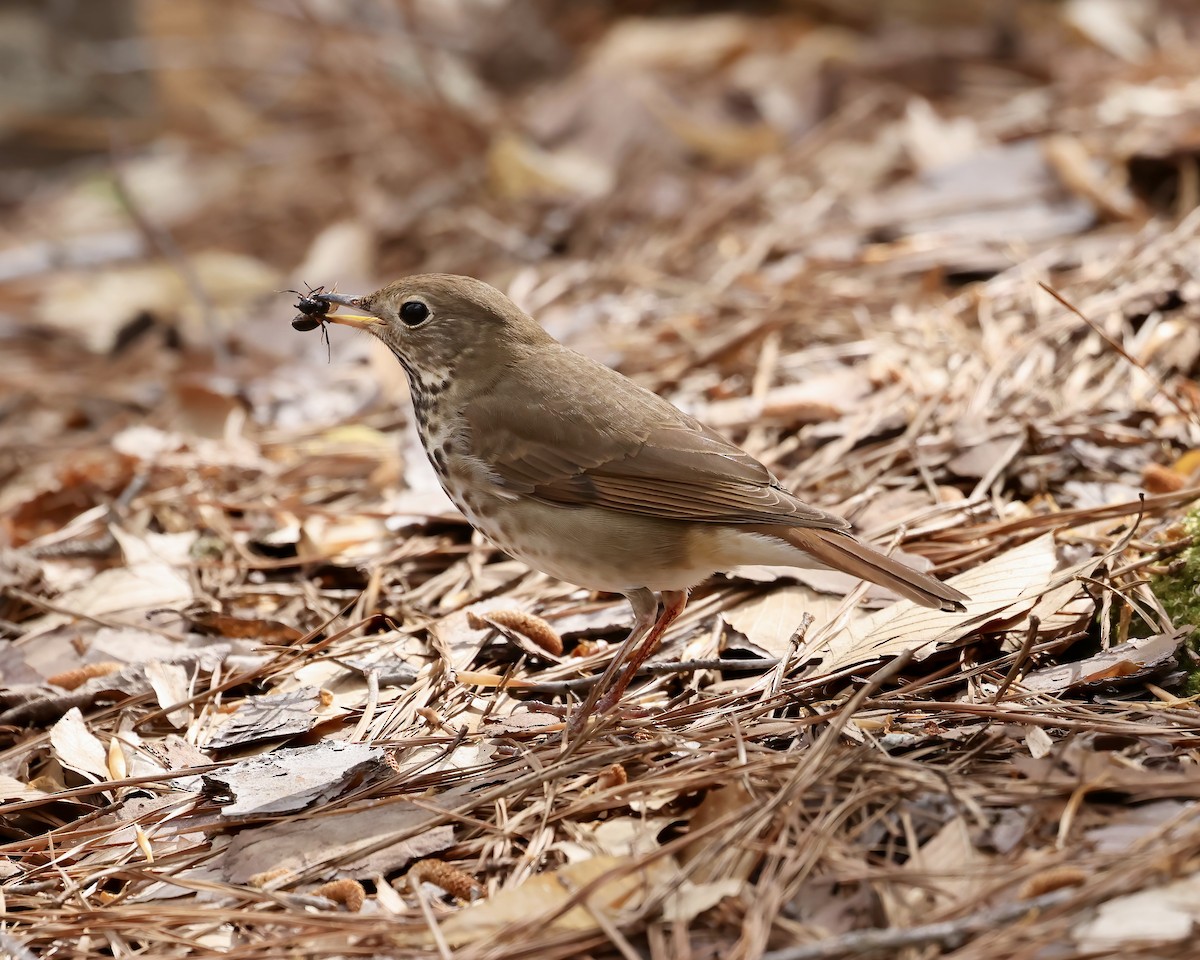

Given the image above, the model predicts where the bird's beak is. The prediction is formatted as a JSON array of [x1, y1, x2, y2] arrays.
[[320, 293, 383, 331]]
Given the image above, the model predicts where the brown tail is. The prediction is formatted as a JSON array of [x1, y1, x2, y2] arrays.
[[777, 528, 969, 612]]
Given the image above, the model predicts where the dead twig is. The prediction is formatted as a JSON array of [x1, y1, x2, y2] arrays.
[[760, 888, 1077, 960]]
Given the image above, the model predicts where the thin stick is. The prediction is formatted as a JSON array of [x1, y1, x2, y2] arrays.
[[760, 888, 1075, 960], [992, 615, 1039, 703], [520, 656, 781, 695], [409, 873, 453, 960], [1039, 281, 1196, 425]]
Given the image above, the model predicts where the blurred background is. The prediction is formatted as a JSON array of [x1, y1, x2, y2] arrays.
[[8, 7, 1200, 951], [2, 0, 1199, 553]]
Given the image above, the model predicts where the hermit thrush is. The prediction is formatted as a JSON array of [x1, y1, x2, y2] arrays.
[[309, 276, 968, 718]]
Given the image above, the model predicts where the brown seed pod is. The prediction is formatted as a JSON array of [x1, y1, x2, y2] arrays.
[[47, 661, 124, 690], [468, 608, 564, 659], [1019, 865, 1087, 899], [313, 878, 366, 912], [247, 866, 293, 887], [408, 859, 482, 901], [595, 763, 627, 790]]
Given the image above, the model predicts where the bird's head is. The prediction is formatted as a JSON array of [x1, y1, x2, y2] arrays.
[[320, 274, 551, 384]]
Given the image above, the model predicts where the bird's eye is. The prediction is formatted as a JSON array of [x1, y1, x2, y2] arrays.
[[399, 301, 430, 326]]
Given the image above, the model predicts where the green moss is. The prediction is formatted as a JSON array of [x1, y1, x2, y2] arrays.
[[1149, 509, 1200, 693]]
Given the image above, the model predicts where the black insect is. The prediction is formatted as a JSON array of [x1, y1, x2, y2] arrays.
[[291, 314, 323, 331], [286, 283, 334, 359], [288, 283, 333, 331]]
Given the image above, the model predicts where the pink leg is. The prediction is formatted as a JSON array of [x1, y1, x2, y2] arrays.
[[569, 589, 688, 735], [597, 589, 687, 714], [569, 589, 658, 733]]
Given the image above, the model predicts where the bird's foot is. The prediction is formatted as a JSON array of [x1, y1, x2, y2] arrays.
[[596, 693, 651, 719], [565, 698, 651, 739]]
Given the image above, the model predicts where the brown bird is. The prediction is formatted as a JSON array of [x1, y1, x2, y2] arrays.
[[315, 276, 968, 721]]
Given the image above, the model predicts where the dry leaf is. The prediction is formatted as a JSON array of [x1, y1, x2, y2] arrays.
[[810, 534, 1060, 673], [883, 816, 994, 926], [202, 742, 384, 816], [1026, 726, 1055, 760], [49, 707, 109, 780], [144, 661, 191, 728], [439, 854, 676, 945], [25, 553, 192, 635], [662, 878, 745, 923], [488, 134, 613, 200], [700, 371, 872, 430], [1074, 872, 1200, 950], [590, 15, 756, 72], [722, 585, 836, 657], [680, 783, 759, 882], [1021, 632, 1182, 693], [223, 801, 456, 883], [204, 687, 325, 750]]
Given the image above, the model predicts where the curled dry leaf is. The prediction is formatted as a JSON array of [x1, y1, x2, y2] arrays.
[[144, 661, 191, 729], [1020, 632, 1183, 694]]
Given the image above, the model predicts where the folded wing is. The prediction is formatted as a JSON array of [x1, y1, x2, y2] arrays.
[[464, 346, 850, 531]]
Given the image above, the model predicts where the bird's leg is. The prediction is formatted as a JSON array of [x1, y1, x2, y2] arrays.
[[569, 588, 660, 732], [596, 588, 688, 716]]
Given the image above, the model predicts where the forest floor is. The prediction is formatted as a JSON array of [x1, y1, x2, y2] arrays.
[[3, 3, 1200, 958]]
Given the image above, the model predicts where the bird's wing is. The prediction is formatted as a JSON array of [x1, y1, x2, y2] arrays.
[[462, 346, 850, 531]]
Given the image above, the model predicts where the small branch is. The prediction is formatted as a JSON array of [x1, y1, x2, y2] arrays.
[[31, 471, 148, 559], [771, 613, 813, 697], [517, 656, 780, 694], [992, 614, 1039, 703], [761, 889, 1076, 960]]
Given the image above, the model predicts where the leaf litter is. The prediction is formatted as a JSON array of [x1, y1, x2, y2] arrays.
[[3, 2, 1200, 958]]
